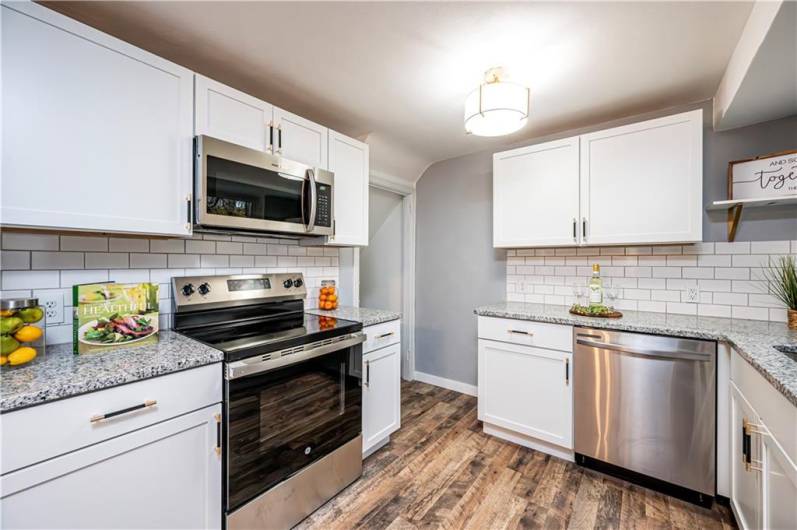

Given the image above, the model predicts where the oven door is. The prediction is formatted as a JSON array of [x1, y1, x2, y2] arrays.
[[225, 339, 362, 514], [195, 135, 333, 236]]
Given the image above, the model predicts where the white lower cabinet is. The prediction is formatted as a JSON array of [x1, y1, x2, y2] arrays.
[[361, 320, 401, 455], [730, 352, 797, 530], [477, 317, 573, 458], [0, 365, 223, 530], [363, 343, 401, 454]]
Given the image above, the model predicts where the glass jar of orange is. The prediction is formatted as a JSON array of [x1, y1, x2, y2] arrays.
[[318, 285, 338, 311]]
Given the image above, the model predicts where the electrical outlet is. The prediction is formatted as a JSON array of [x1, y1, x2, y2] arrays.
[[684, 287, 699, 304], [38, 293, 64, 324]]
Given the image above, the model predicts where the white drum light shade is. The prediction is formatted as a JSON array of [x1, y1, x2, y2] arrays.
[[464, 74, 529, 137]]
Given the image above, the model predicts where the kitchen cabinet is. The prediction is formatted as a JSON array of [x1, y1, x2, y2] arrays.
[[195, 74, 273, 152], [1, 2, 194, 237], [327, 131, 370, 246], [579, 109, 702, 245], [273, 107, 329, 168], [492, 109, 703, 247], [1, 404, 222, 530], [493, 137, 580, 248], [362, 319, 401, 455], [730, 351, 797, 530], [0, 364, 223, 529], [477, 317, 573, 459]]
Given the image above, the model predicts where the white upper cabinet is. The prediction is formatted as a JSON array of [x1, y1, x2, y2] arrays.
[[273, 107, 328, 169], [327, 131, 369, 246], [580, 109, 703, 245], [492, 109, 703, 247], [493, 137, 580, 248], [195, 74, 272, 152], [1, 3, 194, 237]]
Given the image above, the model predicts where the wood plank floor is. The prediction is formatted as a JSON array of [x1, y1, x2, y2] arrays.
[[298, 381, 737, 530]]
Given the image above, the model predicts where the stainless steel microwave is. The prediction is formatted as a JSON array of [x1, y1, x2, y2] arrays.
[[194, 135, 334, 236]]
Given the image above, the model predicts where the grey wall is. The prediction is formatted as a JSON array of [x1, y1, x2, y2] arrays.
[[415, 105, 797, 386], [360, 187, 403, 313], [415, 151, 506, 385]]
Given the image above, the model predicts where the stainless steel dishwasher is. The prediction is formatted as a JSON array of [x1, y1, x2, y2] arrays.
[[573, 327, 716, 505]]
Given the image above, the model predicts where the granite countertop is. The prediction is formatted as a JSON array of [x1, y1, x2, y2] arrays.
[[306, 306, 401, 327], [475, 302, 797, 408], [0, 330, 224, 413]]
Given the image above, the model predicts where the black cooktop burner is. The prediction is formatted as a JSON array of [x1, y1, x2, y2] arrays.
[[181, 312, 361, 362]]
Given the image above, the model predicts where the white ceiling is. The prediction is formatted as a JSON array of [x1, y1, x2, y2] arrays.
[[47, 1, 754, 184]]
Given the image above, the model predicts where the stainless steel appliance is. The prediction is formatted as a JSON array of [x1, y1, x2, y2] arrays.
[[172, 273, 363, 530], [574, 327, 716, 505], [194, 135, 334, 236]]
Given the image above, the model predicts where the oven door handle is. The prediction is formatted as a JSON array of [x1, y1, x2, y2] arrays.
[[306, 168, 317, 233], [226, 332, 365, 380]]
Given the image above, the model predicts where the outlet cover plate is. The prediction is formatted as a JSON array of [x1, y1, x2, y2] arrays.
[[38, 293, 64, 325], [684, 287, 699, 304]]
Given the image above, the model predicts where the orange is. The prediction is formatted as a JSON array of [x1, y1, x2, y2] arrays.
[[328, 294, 337, 302]]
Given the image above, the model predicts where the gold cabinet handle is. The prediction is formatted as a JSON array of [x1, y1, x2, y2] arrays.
[[90, 400, 157, 423]]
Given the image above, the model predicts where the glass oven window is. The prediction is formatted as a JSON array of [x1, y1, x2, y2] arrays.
[[226, 347, 361, 512], [206, 155, 304, 223]]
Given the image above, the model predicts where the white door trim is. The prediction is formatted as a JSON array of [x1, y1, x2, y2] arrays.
[[401, 191, 416, 380]]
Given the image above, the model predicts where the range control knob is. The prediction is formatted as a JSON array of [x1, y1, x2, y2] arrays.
[[198, 282, 211, 296], [294, 278, 304, 288], [283, 278, 294, 289], [181, 283, 195, 297]]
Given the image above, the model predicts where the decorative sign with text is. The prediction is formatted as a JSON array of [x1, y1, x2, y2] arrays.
[[729, 150, 797, 200]]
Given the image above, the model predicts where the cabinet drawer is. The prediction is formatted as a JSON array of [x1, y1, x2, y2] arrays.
[[478, 316, 572, 351], [1, 363, 222, 474], [363, 320, 401, 354]]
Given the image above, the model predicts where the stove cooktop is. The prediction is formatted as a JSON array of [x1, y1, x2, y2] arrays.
[[181, 312, 362, 363]]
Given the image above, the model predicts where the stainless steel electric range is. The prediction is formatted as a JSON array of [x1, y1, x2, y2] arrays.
[[172, 273, 364, 530]]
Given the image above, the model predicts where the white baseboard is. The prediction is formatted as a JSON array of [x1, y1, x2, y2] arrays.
[[413, 371, 477, 397]]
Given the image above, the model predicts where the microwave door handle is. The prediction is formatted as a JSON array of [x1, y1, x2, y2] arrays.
[[300, 175, 307, 225], [306, 169, 317, 232]]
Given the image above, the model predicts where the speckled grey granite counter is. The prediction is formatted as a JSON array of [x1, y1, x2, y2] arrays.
[[0, 330, 223, 413], [306, 306, 400, 327], [475, 302, 797, 408]]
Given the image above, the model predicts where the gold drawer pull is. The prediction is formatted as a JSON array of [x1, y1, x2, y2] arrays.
[[508, 329, 533, 336], [90, 400, 158, 423]]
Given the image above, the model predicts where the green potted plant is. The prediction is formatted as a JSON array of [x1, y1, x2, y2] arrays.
[[763, 256, 797, 330]]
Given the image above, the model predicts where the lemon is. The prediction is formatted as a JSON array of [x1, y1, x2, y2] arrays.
[[0, 355, 7, 366], [8, 347, 36, 365], [14, 325, 43, 343], [0, 310, 14, 318], [0, 335, 19, 355], [18, 307, 44, 324]]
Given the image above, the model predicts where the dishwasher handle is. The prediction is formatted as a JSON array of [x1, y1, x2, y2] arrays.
[[575, 338, 713, 362]]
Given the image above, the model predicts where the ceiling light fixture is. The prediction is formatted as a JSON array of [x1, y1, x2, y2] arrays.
[[464, 67, 529, 137]]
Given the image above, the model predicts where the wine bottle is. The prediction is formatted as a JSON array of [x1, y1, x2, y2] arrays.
[[589, 264, 603, 307]]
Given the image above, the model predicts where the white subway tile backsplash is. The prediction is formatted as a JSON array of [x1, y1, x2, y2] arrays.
[[683, 242, 714, 255], [652, 267, 681, 278], [216, 241, 243, 255], [3, 270, 60, 290], [698, 254, 731, 267], [666, 302, 697, 316], [60, 269, 109, 287], [750, 241, 790, 254], [715, 241, 750, 254], [186, 240, 216, 254], [150, 239, 185, 253], [130, 253, 167, 269], [715, 267, 749, 280], [109, 269, 150, 283], [109, 238, 149, 253], [1, 250, 30, 270], [200, 254, 229, 268], [732, 255, 770, 268], [698, 304, 731, 318], [637, 278, 665, 289], [637, 300, 666, 313], [625, 246, 652, 255], [666, 255, 697, 267], [168, 254, 201, 268], [31, 252, 84, 270], [85, 253, 129, 269], [652, 245, 682, 255], [713, 292, 747, 306], [60, 235, 108, 252], [732, 306, 769, 321], [682, 267, 714, 279], [697, 279, 731, 292], [2, 232, 59, 251], [230, 255, 255, 267]]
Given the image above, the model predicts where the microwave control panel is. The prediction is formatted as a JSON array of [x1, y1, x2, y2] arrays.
[[316, 184, 332, 227]]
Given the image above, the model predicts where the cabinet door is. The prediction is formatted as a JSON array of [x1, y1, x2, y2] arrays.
[[730, 383, 762, 530], [579, 109, 702, 245], [2, 3, 193, 237], [1, 404, 222, 530], [195, 74, 273, 152], [763, 432, 797, 530], [363, 343, 401, 454], [493, 137, 580, 248], [273, 107, 328, 168], [327, 131, 369, 246], [478, 339, 572, 449]]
